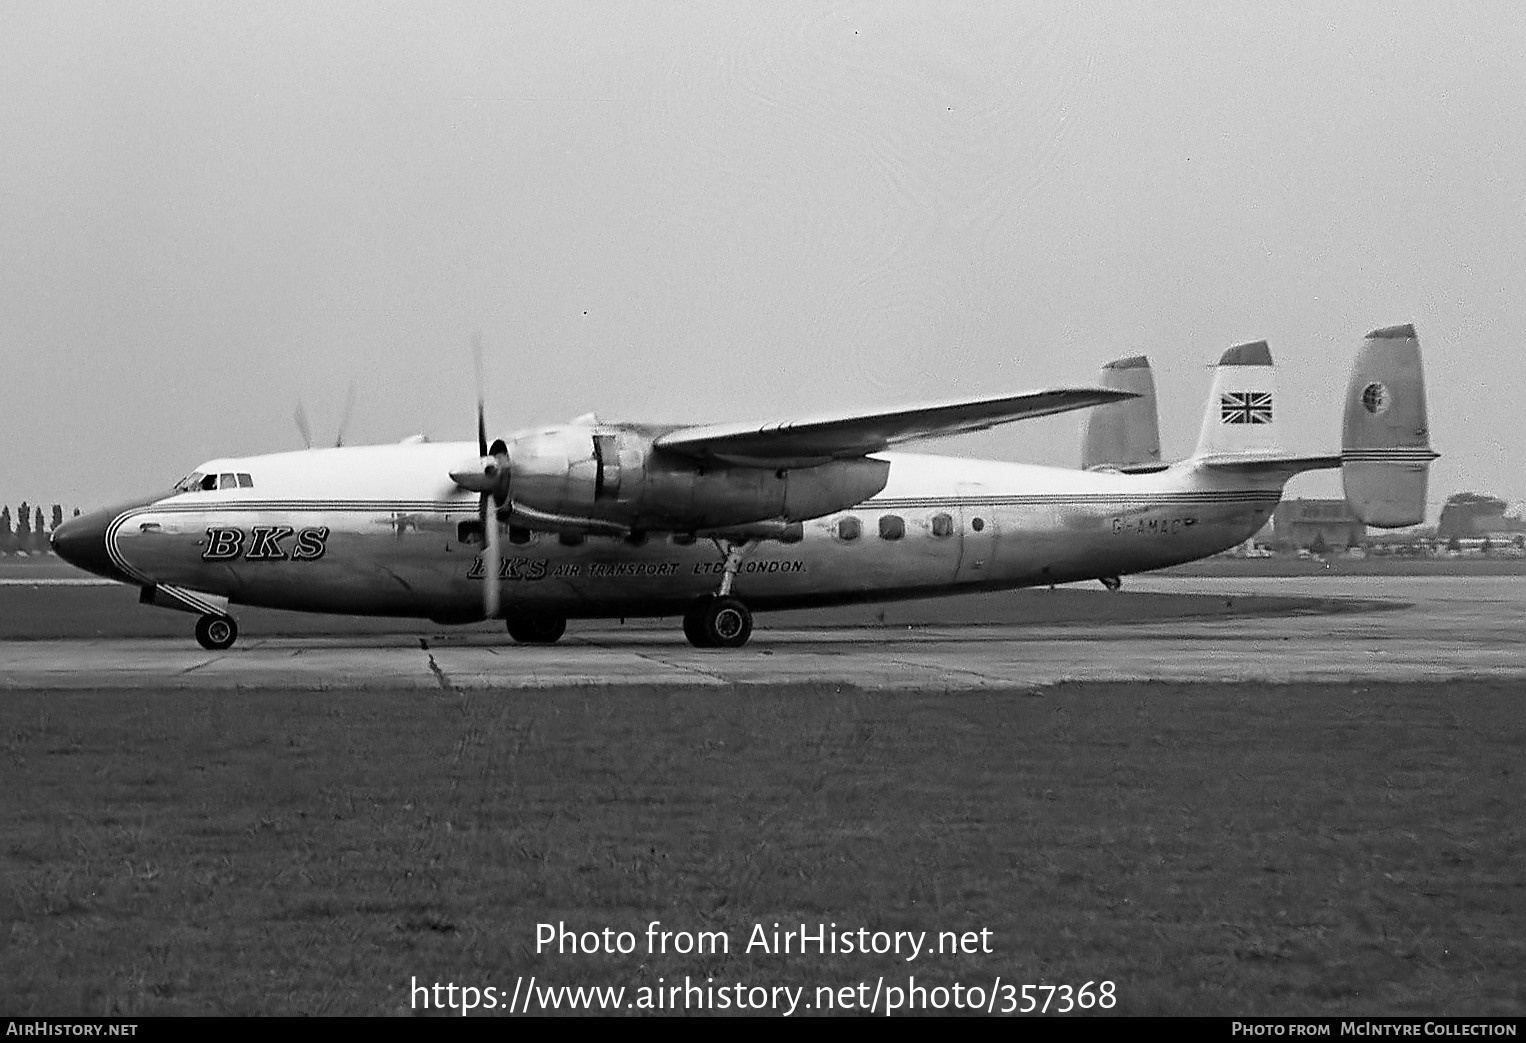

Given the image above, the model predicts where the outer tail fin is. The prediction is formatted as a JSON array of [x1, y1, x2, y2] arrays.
[[1192, 340, 1280, 459], [1341, 323, 1438, 528], [1082, 355, 1163, 471]]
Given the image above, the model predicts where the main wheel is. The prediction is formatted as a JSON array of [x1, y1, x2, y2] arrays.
[[506, 615, 567, 644], [194, 614, 237, 651], [682, 599, 711, 647], [684, 595, 753, 649]]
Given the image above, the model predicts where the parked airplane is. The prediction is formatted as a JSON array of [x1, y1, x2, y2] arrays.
[[53, 324, 1436, 650]]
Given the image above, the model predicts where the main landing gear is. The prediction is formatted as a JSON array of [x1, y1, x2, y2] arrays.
[[684, 538, 759, 649], [194, 614, 238, 651], [683, 595, 753, 649], [506, 614, 567, 644]]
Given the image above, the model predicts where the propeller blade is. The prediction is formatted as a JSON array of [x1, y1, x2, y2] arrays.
[[334, 383, 356, 448], [473, 332, 488, 458], [294, 401, 314, 450], [481, 493, 501, 620]]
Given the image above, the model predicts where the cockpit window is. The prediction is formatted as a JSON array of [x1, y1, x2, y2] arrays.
[[173, 471, 255, 493]]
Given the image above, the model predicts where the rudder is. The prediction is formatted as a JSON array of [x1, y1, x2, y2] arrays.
[[1342, 323, 1438, 528]]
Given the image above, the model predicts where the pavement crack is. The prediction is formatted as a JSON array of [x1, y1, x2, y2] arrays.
[[419, 637, 454, 691], [570, 635, 729, 683]]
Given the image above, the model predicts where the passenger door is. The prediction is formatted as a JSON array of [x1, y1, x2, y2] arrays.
[[955, 483, 1000, 584]]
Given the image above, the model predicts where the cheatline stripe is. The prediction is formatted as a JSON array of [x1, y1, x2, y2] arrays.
[[141, 500, 465, 513], [866, 500, 1281, 513], [104, 511, 153, 585], [122, 492, 1284, 516], [1340, 448, 1439, 461], [161, 585, 224, 616]]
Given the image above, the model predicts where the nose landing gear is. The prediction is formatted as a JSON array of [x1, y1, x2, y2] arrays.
[[194, 614, 238, 651]]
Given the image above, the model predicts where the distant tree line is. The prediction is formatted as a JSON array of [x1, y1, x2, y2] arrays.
[[0, 502, 80, 556]]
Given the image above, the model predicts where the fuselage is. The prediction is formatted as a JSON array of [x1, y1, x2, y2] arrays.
[[56, 442, 1284, 621]]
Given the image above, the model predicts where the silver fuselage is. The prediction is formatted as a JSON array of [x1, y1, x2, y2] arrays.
[[66, 444, 1282, 621]]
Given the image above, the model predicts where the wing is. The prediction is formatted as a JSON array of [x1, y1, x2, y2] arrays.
[[655, 387, 1137, 467]]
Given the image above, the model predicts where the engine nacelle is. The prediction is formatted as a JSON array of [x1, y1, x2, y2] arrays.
[[507, 424, 890, 532]]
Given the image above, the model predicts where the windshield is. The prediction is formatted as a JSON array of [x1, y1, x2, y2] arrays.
[[172, 471, 253, 492]]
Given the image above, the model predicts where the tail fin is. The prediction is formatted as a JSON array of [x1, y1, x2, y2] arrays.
[[1192, 340, 1280, 459], [1082, 355, 1162, 471], [1341, 323, 1438, 527]]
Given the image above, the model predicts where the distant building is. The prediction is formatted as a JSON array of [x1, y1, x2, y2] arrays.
[[1272, 499, 1366, 551]]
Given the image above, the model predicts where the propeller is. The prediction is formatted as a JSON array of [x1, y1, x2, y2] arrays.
[[294, 402, 314, 450], [448, 334, 513, 619], [334, 384, 356, 448], [294, 384, 358, 449]]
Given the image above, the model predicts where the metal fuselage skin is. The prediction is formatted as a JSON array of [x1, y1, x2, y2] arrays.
[[68, 442, 1284, 621]]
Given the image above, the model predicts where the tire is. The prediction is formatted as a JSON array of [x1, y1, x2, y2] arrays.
[[682, 599, 712, 648], [694, 596, 753, 649], [195, 614, 237, 651], [505, 615, 567, 644]]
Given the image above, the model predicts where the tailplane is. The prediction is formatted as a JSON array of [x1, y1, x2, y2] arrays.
[[1190, 325, 1438, 528], [1082, 355, 1163, 472], [1341, 323, 1438, 527]]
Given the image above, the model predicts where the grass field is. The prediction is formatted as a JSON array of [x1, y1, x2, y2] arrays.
[[3, 682, 1521, 1016]]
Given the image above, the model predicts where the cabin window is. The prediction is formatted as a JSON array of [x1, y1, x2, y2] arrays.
[[780, 522, 804, 544], [457, 520, 484, 545], [878, 515, 905, 541], [670, 532, 697, 546], [508, 526, 532, 545], [836, 516, 861, 542], [625, 531, 648, 547], [931, 513, 954, 538], [237, 473, 254, 488], [558, 532, 585, 546], [971, 517, 986, 533]]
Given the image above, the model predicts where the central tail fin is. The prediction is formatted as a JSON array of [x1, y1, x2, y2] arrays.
[[1341, 323, 1438, 527], [1192, 340, 1280, 459]]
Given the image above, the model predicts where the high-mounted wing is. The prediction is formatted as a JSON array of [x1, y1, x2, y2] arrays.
[[655, 387, 1137, 467]]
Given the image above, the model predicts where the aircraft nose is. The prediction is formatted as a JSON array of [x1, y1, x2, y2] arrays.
[[52, 504, 138, 584]]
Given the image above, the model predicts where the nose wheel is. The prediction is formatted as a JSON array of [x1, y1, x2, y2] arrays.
[[194, 614, 238, 651], [683, 595, 753, 649]]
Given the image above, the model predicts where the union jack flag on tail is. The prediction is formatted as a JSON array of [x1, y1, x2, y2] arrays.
[[1220, 391, 1272, 425]]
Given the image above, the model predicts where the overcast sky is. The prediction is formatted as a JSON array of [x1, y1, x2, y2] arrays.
[[3, 2, 1522, 517]]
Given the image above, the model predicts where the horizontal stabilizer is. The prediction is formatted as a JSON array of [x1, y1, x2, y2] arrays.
[[1196, 453, 1342, 475]]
